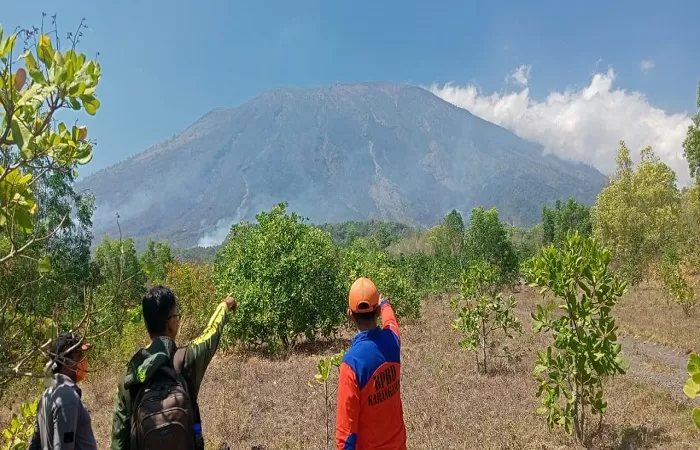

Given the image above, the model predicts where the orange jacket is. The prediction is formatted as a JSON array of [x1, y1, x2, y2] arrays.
[[336, 301, 406, 450]]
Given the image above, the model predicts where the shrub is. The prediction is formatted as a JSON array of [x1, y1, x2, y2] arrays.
[[213, 203, 346, 352], [342, 237, 421, 320], [450, 260, 521, 373], [525, 232, 627, 442], [1, 399, 38, 450], [165, 262, 218, 345]]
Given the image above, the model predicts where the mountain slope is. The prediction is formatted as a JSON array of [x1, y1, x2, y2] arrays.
[[79, 82, 607, 248]]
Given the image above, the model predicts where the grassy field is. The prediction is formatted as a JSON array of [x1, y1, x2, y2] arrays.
[[2, 284, 699, 449]]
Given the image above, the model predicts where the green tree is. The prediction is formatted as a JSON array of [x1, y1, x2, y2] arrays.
[[450, 259, 521, 373], [683, 82, 700, 182], [463, 207, 519, 284], [594, 142, 682, 284], [526, 232, 627, 443], [164, 261, 217, 344], [0, 19, 101, 265], [0, 17, 102, 389], [213, 203, 346, 352], [342, 237, 421, 320], [140, 239, 174, 285], [542, 199, 592, 246]]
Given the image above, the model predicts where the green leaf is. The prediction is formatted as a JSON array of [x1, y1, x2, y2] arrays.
[[80, 95, 100, 115], [688, 353, 700, 374], [38, 257, 52, 274], [693, 407, 700, 429], [683, 378, 700, 399], [14, 208, 33, 233], [0, 33, 17, 58]]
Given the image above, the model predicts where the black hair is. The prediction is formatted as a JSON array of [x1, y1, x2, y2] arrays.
[[142, 285, 177, 335], [353, 308, 379, 326]]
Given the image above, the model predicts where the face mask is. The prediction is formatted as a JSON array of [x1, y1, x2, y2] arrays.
[[74, 357, 88, 383]]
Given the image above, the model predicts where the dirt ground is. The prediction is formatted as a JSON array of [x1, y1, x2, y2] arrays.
[[3, 285, 700, 449]]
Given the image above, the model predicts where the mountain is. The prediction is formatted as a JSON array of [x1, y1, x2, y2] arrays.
[[78, 82, 607, 248]]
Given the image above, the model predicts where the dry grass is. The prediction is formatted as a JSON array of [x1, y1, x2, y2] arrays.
[[3, 286, 700, 449], [614, 282, 700, 352]]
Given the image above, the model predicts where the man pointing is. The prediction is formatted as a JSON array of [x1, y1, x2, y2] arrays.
[[336, 277, 407, 450]]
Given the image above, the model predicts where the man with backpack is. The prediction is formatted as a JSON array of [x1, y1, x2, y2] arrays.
[[109, 285, 237, 450], [336, 277, 407, 450]]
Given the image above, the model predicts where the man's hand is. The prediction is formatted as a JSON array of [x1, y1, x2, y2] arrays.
[[224, 295, 238, 312]]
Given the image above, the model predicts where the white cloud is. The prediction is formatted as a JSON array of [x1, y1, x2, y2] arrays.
[[506, 64, 531, 87], [640, 59, 655, 73], [428, 66, 693, 185]]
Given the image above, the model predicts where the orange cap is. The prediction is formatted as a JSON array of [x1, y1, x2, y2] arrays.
[[348, 277, 380, 313]]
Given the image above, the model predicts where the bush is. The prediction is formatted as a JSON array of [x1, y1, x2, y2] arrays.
[[525, 232, 627, 442], [1, 399, 38, 450], [165, 262, 218, 345], [213, 203, 346, 352], [342, 237, 421, 320], [450, 260, 521, 373], [463, 207, 519, 285]]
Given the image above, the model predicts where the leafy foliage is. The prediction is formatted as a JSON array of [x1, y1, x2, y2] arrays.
[[0, 17, 104, 391], [1, 399, 37, 450], [525, 232, 627, 442], [309, 350, 345, 449], [594, 142, 682, 285], [342, 237, 421, 320], [140, 239, 173, 285], [0, 20, 101, 264], [316, 220, 415, 248], [450, 260, 521, 373], [683, 353, 700, 429], [659, 250, 696, 315], [463, 207, 519, 285], [164, 261, 217, 344], [542, 199, 592, 246], [213, 203, 347, 352], [683, 82, 700, 181]]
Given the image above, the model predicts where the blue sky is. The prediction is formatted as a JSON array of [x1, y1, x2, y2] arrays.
[[6, 0, 700, 178]]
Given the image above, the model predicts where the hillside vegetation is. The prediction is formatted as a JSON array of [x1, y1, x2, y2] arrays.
[[1, 16, 700, 450]]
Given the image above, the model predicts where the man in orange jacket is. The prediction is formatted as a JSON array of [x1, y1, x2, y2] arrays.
[[336, 277, 407, 450]]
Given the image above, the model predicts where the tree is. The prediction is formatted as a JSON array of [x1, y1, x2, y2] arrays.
[[213, 203, 346, 352], [593, 142, 681, 284], [541, 199, 592, 246], [164, 261, 217, 344], [342, 237, 421, 320], [450, 260, 521, 373], [0, 18, 101, 265], [0, 16, 102, 390], [525, 232, 627, 443], [683, 82, 700, 182], [463, 207, 519, 284], [140, 239, 174, 285]]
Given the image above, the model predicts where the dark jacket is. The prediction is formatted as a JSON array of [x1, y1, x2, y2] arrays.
[[109, 302, 229, 450]]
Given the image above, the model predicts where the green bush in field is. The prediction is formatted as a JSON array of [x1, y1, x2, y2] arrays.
[[525, 232, 627, 443], [450, 260, 521, 374], [342, 237, 421, 320], [213, 203, 346, 352]]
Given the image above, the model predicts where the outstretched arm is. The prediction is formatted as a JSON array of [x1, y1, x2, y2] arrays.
[[185, 296, 237, 396], [379, 297, 400, 343]]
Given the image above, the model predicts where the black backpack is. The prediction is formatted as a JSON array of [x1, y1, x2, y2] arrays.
[[129, 348, 201, 450]]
